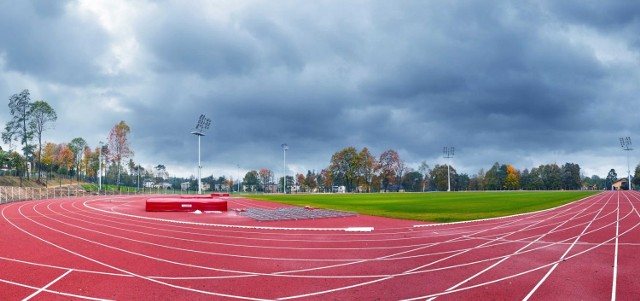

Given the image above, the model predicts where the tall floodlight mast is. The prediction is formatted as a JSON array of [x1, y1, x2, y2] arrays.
[[443, 146, 455, 192], [191, 114, 211, 194], [620, 137, 633, 190], [98, 141, 103, 192], [282, 144, 288, 194]]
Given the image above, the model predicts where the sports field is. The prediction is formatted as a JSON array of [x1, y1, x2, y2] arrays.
[[3, 190, 639, 299], [247, 191, 601, 222]]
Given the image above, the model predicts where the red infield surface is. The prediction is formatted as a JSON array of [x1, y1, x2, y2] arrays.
[[1, 191, 639, 300]]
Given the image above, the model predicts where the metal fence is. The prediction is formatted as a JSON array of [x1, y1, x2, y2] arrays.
[[0, 186, 150, 204], [0, 185, 239, 205]]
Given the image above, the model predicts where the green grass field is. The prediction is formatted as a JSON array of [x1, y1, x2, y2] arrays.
[[245, 191, 601, 222]]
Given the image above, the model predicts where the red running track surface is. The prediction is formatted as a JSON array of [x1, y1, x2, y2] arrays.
[[1, 191, 639, 300]]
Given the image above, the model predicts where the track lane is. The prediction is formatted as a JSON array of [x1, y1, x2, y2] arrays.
[[3, 191, 638, 300]]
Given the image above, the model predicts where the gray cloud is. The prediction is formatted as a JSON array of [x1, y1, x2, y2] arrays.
[[1, 0, 639, 178], [0, 1, 110, 85]]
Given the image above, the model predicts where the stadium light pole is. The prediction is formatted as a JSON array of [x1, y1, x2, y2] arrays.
[[620, 137, 633, 190], [237, 164, 241, 193], [443, 146, 454, 192], [282, 143, 288, 194], [191, 114, 211, 195], [98, 141, 103, 192], [137, 164, 140, 192]]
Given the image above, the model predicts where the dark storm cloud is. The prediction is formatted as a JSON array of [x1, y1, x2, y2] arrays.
[[138, 3, 314, 79], [547, 1, 640, 29], [128, 1, 373, 171], [126, 70, 354, 173], [0, 1, 109, 85], [2, 0, 640, 178], [144, 19, 259, 77], [127, 1, 636, 175], [546, 1, 640, 56], [358, 1, 611, 156]]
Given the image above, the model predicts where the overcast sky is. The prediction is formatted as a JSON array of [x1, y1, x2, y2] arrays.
[[1, 0, 639, 179]]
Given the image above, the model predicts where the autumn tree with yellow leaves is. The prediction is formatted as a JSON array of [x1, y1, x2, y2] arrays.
[[504, 164, 520, 190]]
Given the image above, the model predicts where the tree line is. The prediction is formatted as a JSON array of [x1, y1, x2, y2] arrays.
[[1, 89, 139, 188], [303, 147, 589, 192], [0, 89, 237, 191], [2, 89, 636, 192], [239, 147, 640, 193]]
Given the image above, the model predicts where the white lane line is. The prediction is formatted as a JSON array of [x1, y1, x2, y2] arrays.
[[68, 200, 406, 243], [3, 203, 270, 301], [3, 191, 620, 298], [43, 200, 470, 279], [396, 221, 640, 300], [41, 200, 433, 284], [44, 201, 369, 263], [28, 202, 264, 276], [63, 196, 613, 279], [612, 191, 621, 301], [0, 256, 131, 277], [522, 191, 613, 301], [399, 193, 640, 301], [23, 269, 73, 301], [0, 275, 111, 301], [277, 196, 593, 301], [83, 199, 374, 232], [434, 192, 610, 301], [72, 193, 640, 299], [413, 192, 610, 301], [76, 196, 541, 240], [46, 199, 549, 280]]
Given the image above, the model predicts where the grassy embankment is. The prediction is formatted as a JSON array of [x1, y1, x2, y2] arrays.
[[0, 176, 78, 187], [247, 191, 601, 223]]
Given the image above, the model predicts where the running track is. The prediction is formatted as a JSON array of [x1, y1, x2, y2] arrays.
[[1, 191, 639, 300]]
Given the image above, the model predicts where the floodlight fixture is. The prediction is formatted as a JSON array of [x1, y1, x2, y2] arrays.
[[192, 114, 212, 194], [443, 146, 455, 192], [192, 114, 211, 136], [620, 137, 633, 190], [282, 144, 288, 194], [443, 146, 454, 158]]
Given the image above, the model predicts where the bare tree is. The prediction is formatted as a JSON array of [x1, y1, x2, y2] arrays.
[[107, 121, 134, 189]]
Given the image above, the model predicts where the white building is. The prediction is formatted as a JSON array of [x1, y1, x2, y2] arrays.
[[153, 182, 172, 189], [181, 182, 191, 191]]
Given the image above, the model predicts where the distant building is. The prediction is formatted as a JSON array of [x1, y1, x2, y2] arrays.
[[332, 186, 346, 193], [611, 178, 628, 190], [181, 182, 191, 191], [201, 182, 210, 191], [153, 182, 172, 189], [264, 183, 278, 193]]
